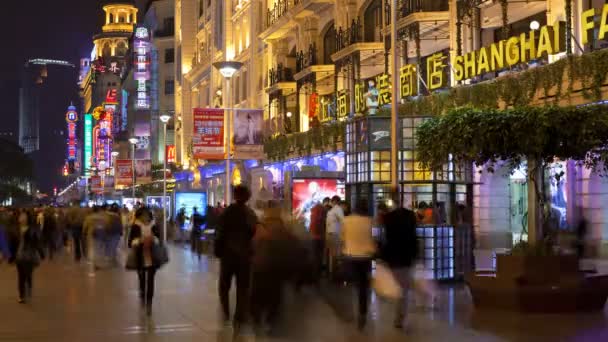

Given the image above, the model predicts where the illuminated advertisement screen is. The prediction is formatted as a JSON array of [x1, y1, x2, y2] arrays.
[[83, 114, 93, 176], [292, 178, 345, 229], [146, 196, 171, 219], [175, 192, 207, 231]]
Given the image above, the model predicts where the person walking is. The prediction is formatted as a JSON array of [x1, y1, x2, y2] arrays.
[[190, 207, 205, 259], [106, 205, 123, 266], [128, 207, 161, 316], [380, 195, 419, 329], [83, 206, 109, 270], [341, 199, 376, 330], [215, 185, 258, 328], [325, 195, 344, 279], [42, 207, 58, 260], [11, 210, 45, 303], [310, 197, 330, 284], [66, 205, 84, 261]]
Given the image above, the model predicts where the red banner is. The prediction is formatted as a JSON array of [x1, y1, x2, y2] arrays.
[[166, 145, 176, 163], [192, 108, 225, 160], [115, 159, 133, 187], [90, 176, 103, 194]]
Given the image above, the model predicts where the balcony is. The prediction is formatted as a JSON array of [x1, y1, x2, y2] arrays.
[[260, 0, 333, 40], [267, 63, 297, 94], [331, 18, 384, 62], [294, 43, 334, 83], [400, 0, 449, 18]]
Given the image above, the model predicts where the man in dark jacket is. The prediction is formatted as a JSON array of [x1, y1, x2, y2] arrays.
[[380, 199, 418, 329], [215, 185, 257, 327]]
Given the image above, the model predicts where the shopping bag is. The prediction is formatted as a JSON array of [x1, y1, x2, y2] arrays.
[[152, 243, 169, 267], [372, 262, 403, 300], [125, 248, 138, 270]]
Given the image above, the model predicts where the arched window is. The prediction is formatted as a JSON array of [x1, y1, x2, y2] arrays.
[[102, 43, 111, 57], [364, 0, 382, 42], [323, 23, 336, 64], [116, 42, 127, 56]]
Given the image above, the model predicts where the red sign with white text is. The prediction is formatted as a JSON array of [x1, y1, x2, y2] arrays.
[[192, 108, 225, 160], [115, 159, 133, 187], [90, 176, 103, 193]]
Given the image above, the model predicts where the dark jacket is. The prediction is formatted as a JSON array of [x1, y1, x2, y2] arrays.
[[10, 226, 45, 266], [380, 208, 418, 268], [128, 222, 161, 269], [215, 203, 257, 260]]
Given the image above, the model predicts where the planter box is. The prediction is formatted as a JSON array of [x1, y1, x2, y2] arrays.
[[496, 255, 579, 284]]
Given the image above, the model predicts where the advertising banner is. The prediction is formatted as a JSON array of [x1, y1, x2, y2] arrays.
[[166, 145, 176, 164], [192, 108, 225, 160], [233, 109, 264, 160], [104, 176, 115, 190], [90, 176, 103, 194], [146, 196, 172, 219], [291, 178, 345, 229], [115, 159, 133, 187], [135, 159, 152, 184], [83, 114, 93, 176], [175, 192, 208, 231]]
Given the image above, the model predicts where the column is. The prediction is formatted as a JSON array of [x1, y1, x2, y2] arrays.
[[473, 163, 512, 250], [576, 165, 608, 256]]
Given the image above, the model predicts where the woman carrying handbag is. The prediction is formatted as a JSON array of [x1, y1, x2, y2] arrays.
[[127, 207, 165, 316]]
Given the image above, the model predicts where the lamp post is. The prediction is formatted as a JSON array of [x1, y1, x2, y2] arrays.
[[390, 0, 399, 204], [213, 61, 243, 206], [160, 114, 172, 243], [111, 151, 119, 176], [129, 137, 138, 206]]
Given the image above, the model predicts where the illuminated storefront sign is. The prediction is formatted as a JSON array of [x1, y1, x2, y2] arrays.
[[166, 145, 176, 164], [65, 105, 78, 164], [83, 114, 93, 176], [134, 26, 151, 110], [121, 90, 128, 131]]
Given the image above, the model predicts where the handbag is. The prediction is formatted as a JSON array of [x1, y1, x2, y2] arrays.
[[125, 247, 138, 270], [152, 243, 169, 267], [372, 262, 403, 300]]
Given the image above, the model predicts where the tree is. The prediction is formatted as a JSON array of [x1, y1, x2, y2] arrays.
[[0, 139, 34, 203], [416, 105, 608, 244]]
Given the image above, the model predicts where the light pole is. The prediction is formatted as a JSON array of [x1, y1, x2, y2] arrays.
[[390, 0, 399, 204], [213, 61, 243, 206], [111, 151, 119, 176], [160, 114, 172, 242], [129, 137, 138, 206]]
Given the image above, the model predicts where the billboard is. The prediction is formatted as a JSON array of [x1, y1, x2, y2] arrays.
[[146, 196, 171, 219], [115, 159, 133, 187], [135, 159, 152, 184], [292, 178, 345, 229], [134, 26, 151, 109], [90, 176, 103, 194], [166, 145, 176, 164], [192, 108, 225, 159], [175, 192, 208, 231], [83, 114, 93, 176], [233, 109, 263, 160]]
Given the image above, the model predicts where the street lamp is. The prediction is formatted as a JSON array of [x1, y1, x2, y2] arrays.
[[129, 137, 138, 205], [111, 151, 119, 176], [213, 61, 243, 206], [160, 114, 172, 242]]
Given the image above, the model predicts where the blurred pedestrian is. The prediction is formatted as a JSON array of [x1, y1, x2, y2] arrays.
[[310, 197, 330, 284], [215, 185, 258, 328], [42, 207, 58, 260], [83, 206, 109, 270], [190, 207, 205, 259], [66, 205, 84, 261], [380, 192, 419, 329], [341, 199, 376, 330], [11, 210, 45, 303], [106, 205, 123, 266], [326, 195, 344, 279], [128, 207, 161, 316]]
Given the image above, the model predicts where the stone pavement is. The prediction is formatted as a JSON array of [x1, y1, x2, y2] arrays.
[[0, 246, 607, 342]]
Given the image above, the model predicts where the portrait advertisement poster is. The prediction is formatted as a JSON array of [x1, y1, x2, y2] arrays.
[[175, 192, 208, 231], [291, 178, 345, 229], [115, 159, 133, 187], [193, 108, 225, 160], [90, 176, 103, 194], [233, 109, 264, 160], [135, 159, 152, 184]]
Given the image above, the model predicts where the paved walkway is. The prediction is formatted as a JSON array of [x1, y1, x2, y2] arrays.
[[0, 246, 607, 342]]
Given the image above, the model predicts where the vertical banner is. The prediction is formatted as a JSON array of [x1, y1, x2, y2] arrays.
[[83, 114, 93, 176], [104, 176, 115, 190], [192, 108, 225, 159], [90, 176, 103, 194], [135, 159, 152, 184], [166, 145, 176, 163], [233, 109, 264, 160], [115, 159, 133, 187]]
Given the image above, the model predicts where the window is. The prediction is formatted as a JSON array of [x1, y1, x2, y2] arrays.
[[165, 80, 175, 95], [163, 17, 175, 35], [165, 48, 175, 63]]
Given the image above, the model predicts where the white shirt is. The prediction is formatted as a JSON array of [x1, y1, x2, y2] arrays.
[[326, 205, 344, 236]]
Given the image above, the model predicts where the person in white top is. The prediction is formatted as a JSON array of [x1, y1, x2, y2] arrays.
[[325, 196, 344, 277], [341, 199, 376, 330]]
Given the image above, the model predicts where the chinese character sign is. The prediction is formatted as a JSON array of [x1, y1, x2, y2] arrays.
[[400, 64, 418, 97], [354, 83, 365, 114], [90, 176, 103, 194], [134, 27, 150, 110], [115, 159, 133, 187], [65, 105, 78, 165], [83, 114, 93, 176], [376, 74, 391, 106], [192, 108, 225, 160], [426, 53, 448, 91], [337, 92, 349, 118]]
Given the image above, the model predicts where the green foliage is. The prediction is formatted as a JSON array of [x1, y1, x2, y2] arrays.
[[263, 121, 346, 161], [416, 105, 608, 174]]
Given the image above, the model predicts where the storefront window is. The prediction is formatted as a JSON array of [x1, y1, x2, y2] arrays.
[[371, 151, 390, 181]]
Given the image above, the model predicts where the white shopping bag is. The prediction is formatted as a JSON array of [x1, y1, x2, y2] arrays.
[[372, 261, 403, 300]]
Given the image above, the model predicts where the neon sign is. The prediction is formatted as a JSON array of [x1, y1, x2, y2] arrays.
[[134, 26, 151, 109], [65, 105, 78, 167], [84, 114, 93, 176]]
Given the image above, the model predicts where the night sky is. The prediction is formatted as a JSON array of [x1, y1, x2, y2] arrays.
[[0, 1, 144, 194]]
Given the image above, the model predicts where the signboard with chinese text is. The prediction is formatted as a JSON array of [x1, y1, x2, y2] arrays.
[[192, 108, 225, 160], [134, 26, 151, 109], [83, 114, 93, 176], [135, 159, 152, 184], [90, 176, 103, 193], [233, 109, 264, 160], [115, 159, 133, 187]]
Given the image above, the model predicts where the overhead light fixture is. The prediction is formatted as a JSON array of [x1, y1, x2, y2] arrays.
[[160, 114, 171, 123], [530, 20, 540, 31], [213, 61, 243, 79], [129, 137, 139, 145]]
